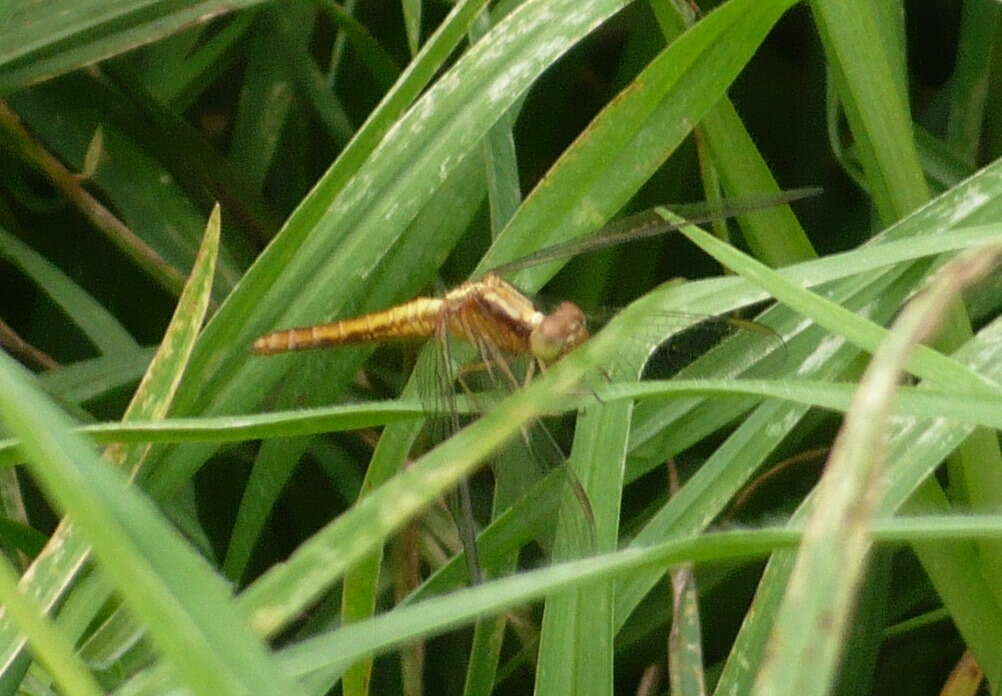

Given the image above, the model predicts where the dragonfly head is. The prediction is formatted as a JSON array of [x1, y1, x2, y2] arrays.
[[530, 301, 589, 364]]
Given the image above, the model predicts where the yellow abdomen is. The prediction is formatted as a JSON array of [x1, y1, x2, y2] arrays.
[[251, 298, 444, 355]]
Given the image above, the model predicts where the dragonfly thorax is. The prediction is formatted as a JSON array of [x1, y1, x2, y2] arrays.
[[530, 301, 589, 364]]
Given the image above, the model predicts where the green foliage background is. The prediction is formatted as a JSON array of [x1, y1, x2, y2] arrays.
[[1, 1, 1002, 695]]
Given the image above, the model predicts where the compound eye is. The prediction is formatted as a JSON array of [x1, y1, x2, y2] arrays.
[[530, 302, 587, 363]]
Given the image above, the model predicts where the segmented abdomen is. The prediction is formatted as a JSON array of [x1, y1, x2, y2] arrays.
[[251, 298, 444, 354]]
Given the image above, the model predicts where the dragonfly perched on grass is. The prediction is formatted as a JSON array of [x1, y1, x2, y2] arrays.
[[252, 187, 819, 581]]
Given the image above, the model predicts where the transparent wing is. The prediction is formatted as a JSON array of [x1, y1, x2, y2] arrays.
[[417, 320, 485, 584], [487, 187, 820, 276], [639, 310, 787, 380], [419, 314, 597, 582], [562, 297, 787, 383]]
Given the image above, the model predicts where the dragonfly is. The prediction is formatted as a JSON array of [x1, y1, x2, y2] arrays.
[[252, 187, 819, 581]]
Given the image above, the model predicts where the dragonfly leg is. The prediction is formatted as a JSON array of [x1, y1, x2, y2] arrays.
[[454, 359, 494, 381], [454, 368, 485, 413], [474, 333, 521, 391], [522, 358, 538, 387], [455, 355, 521, 390], [454, 359, 514, 409]]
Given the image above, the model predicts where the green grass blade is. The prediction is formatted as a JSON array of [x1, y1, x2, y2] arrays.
[[0, 226, 137, 355], [0, 1, 270, 95], [708, 200, 1002, 695], [274, 516, 1002, 685], [12, 371, 1002, 467], [651, 3, 816, 266], [715, 313, 1002, 695], [946, 1, 1001, 163], [403, 0, 422, 57], [811, 0, 929, 222], [0, 555, 103, 696], [8, 81, 252, 291], [38, 348, 155, 404], [477, 0, 803, 287], [319, 2, 401, 91], [0, 210, 309, 695], [227, 12, 301, 190], [604, 162, 1002, 693], [141, 13, 257, 112], [668, 562, 706, 696], [677, 221, 995, 393], [0, 209, 219, 684], [0, 351, 304, 696], [679, 177, 1002, 636], [266, 5, 353, 145], [750, 248, 1002, 696]]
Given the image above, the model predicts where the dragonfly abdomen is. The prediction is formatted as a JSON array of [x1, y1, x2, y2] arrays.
[[251, 298, 444, 354]]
